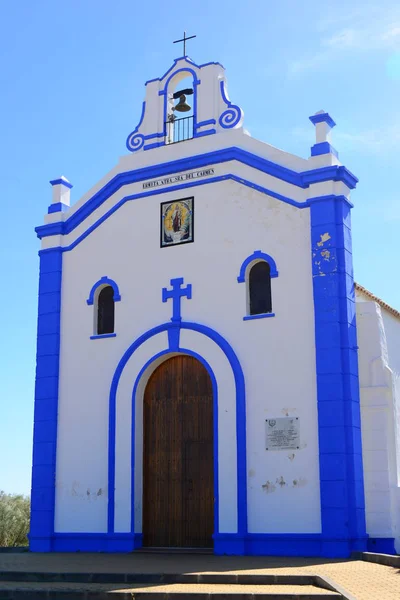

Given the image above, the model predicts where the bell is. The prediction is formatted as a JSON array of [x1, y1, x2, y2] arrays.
[[173, 94, 191, 112]]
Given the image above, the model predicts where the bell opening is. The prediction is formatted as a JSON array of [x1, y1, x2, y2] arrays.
[[166, 73, 194, 144]]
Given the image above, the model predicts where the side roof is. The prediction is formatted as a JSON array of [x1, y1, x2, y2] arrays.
[[355, 282, 400, 320]]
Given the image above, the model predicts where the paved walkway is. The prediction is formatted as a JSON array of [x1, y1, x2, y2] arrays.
[[0, 553, 399, 600], [0, 580, 339, 596]]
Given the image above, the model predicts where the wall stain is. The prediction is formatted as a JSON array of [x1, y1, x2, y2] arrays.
[[262, 481, 276, 493], [276, 476, 286, 488], [97, 488, 103, 496], [288, 453, 295, 461], [248, 469, 255, 478], [282, 408, 296, 417], [292, 477, 307, 488]]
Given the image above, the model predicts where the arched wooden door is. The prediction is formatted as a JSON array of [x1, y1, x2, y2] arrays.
[[143, 355, 214, 548]]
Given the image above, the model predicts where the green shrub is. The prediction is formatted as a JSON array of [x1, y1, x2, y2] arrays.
[[0, 491, 30, 547]]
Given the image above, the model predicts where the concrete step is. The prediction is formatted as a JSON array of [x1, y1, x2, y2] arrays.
[[0, 581, 343, 599], [0, 573, 317, 585]]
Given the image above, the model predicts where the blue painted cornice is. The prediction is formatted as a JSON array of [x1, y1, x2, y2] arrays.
[[49, 178, 73, 189], [309, 112, 336, 128], [36, 147, 358, 240]]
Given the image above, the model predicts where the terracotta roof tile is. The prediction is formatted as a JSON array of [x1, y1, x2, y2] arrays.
[[355, 282, 400, 320]]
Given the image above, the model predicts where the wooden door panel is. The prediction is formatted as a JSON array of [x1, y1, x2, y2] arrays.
[[143, 355, 213, 548]]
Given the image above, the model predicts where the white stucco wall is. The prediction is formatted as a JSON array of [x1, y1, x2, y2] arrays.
[[356, 294, 400, 552], [53, 149, 321, 535]]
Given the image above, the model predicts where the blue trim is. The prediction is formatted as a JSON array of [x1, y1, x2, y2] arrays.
[[37, 222, 65, 238], [30, 248, 63, 552], [32, 531, 368, 555], [309, 113, 336, 128], [219, 80, 243, 129], [310, 194, 367, 554], [126, 102, 146, 151], [35, 175, 308, 251], [303, 165, 357, 188], [309, 194, 353, 208], [49, 178, 73, 189], [48, 202, 69, 214], [243, 313, 275, 321], [214, 533, 365, 557], [144, 57, 224, 86], [86, 276, 121, 305], [107, 320, 247, 538], [161, 66, 201, 89], [237, 250, 279, 283], [367, 538, 396, 554], [199, 60, 225, 69], [51, 533, 135, 553], [311, 142, 338, 158], [195, 129, 216, 138], [126, 103, 166, 153], [144, 141, 165, 151], [144, 132, 165, 140], [130, 348, 219, 537], [35, 147, 359, 239], [36, 191, 353, 255], [162, 277, 192, 323], [195, 119, 216, 129], [150, 57, 199, 85], [90, 333, 117, 340]]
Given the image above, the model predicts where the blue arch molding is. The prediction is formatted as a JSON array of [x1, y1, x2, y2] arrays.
[[107, 320, 247, 556], [130, 348, 219, 546], [237, 250, 279, 283], [86, 276, 121, 305], [35, 146, 358, 241]]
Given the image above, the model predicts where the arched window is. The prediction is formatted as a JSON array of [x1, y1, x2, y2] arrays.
[[97, 286, 115, 335], [87, 276, 120, 338], [249, 261, 272, 316], [237, 250, 277, 321]]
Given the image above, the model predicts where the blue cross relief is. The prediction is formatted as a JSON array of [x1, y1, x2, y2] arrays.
[[162, 277, 192, 323]]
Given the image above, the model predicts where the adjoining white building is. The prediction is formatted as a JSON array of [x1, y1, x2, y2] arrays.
[[355, 284, 400, 555], [30, 53, 400, 556]]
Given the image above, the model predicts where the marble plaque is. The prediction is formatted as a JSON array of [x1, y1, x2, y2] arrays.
[[265, 417, 300, 450]]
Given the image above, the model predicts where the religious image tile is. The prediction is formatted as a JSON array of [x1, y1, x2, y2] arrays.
[[160, 197, 194, 247]]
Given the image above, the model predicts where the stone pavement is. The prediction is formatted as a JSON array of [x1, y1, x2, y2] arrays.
[[0, 580, 340, 597], [0, 553, 399, 600]]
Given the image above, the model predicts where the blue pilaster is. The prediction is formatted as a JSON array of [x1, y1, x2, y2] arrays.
[[29, 248, 62, 552], [310, 194, 367, 557]]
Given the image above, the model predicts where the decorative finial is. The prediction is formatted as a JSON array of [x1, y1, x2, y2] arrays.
[[309, 111, 338, 158], [173, 31, 196, 56], [48, 176, 72, 214]]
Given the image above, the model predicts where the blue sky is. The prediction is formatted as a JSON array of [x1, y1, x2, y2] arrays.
[[1, 0, 399, 495]]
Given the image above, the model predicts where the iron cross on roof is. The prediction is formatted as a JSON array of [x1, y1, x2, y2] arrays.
[[173, 31, 196, 56]]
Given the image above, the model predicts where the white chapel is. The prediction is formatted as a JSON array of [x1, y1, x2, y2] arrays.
[[30, 50, 400, 557]]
